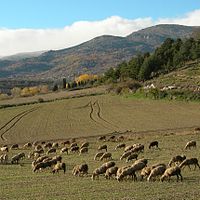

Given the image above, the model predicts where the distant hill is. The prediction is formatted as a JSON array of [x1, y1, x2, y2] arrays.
[[0, 24, 198, 81], [0, 51, 45, 61]]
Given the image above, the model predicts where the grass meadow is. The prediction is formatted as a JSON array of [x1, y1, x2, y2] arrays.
[[0, 94, 200, 199]]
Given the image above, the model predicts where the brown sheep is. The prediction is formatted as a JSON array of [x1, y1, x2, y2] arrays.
[[92, 166, 107, 180], [105, 166, 118, 179], [184, 140, 196, 150], [98, 136, 106, 141], [94, 152, 104, 161], [80, 142, 89, 149], [60, 147, 68, 154], [126, 154, 138, 162], [72, 164, 88, 176], [120, 151, 132, 160], [140, 166, 152, 180], [61, 140, 70, 146], [23, 142, 32, 148], [179, 158, 200, 170], [0, 146, 8, 152], [35, 156, 49, 164], [0, 154, 8, 164], [35, 145, 43, 151], [108, 135, 116, 142], [70, 142, 78, 148], [131, 144, 144, 154], [147, 165, 166, 181], [99, 152, 112, 161], [98, 144, 107, 152], [43, 142, 52, 149], [17, 152, 25, 159], [11, 154, 21, 164], [149, 141, 159, 149], [168, 155, 186, 167], [47, 148, 56, 154], [115, 143, 125, 150], [117, 166, 135, 181], [160, 166, 182, 182], [79, 147, 88, 155], [52, 142, 59, 148], [52, 162, 66, 174], [33, 162, 50, 172], [10, 144, 19, 150], [130, 161, 147, 181], [70, 146, 79, 153], [124, 145, 134, 152]]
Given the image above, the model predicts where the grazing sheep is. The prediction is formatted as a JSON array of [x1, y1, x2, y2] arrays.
[[101, 161, 115, 169], [147, 165, 166, 181], [179, 158, 200, 170], [0, 154, 8, 164], [140, 167, 152, 180], [35, 145, 43, 151], [92, 161, 115, 179], [98, 136, 106, 141], [168, 155, 186, 167], [60, 147, 68, 154], [160, 166, 182, 182], [124, 145, 134, 152], [134, 158, 148, 166], [105, 166, 118, 179], [33, 141, 39, 146], [72, 164, 88, 176], [131, 144, 144, 154], [47, 148, 56, 154], [11, 154, 21, 164], [115, 143, 125, 150], [79, 147, 88, 155], [43, 142, 52, 149], [117, 135, 124, 141], [70, 142, 78, 148], [52, 162, 66, 174], [52, 155, 62, 163], [18, 152, 25, 159], [70, 146, 79, 153], [23, 142, 32, 148], [108, 135, 116, 142], [33, 162, 50, 172], [126, 154, 138, 163], [94, 152, 104, 161], [35, 156, 49, 164], [61, 140, 70, 146], [149, 141, 159, 149], [98, 144, 107, 152], [120, 151, 132, 160], [92, 166, 107, 180], [52, 142, 59, 148], [117, 166, 136, 182], [184, 140, 196, 150], [80, 142, 89, 149], [99, 152, 112, 161], [0, 146, 8, 152], [130, 161, 147, 181], [10, 144, 19, 150]]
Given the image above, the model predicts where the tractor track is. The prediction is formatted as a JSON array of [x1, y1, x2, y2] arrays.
[[94, 100, 120, 129], [0, 107, 40, 141]]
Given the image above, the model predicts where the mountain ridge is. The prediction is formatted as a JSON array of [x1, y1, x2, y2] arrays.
[[0, 24, 198, 81]]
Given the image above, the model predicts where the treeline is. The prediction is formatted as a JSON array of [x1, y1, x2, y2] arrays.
[[102, 37, 200, 82]]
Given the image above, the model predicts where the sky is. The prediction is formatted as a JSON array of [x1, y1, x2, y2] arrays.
[[0, 0, 200, 56]]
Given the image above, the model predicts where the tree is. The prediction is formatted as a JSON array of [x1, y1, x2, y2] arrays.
[[62, 78, 66, 89]]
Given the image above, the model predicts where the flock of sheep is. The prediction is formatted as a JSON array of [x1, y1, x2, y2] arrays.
[[0, 135, 199, 183]]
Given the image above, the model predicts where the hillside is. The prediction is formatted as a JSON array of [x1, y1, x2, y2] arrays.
[[146, 60, 200, 90], [0, 24, 198, 81]]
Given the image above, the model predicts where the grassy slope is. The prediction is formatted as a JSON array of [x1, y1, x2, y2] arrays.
[[0, 94, 200, 145], [147, 60, 200, 88]]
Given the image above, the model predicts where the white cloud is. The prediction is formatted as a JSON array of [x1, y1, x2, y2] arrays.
[[0, 9, 200, 56]]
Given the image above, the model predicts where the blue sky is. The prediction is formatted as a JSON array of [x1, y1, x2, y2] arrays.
[[0, 0, 200, 56], [1, 0, 200, 28]]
